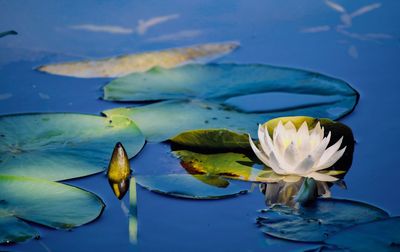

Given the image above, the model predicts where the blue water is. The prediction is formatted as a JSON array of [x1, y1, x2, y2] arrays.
[[0, 0, 399, 251]]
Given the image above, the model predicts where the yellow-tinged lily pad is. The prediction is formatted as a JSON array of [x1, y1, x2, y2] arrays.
[[131, 142, 250, 199], [0, 175, 105, 244], [170, 128, 251, 152], [37, 42, 239, 78], [173, 150, 273, 183], [0, 113, 145, 181]]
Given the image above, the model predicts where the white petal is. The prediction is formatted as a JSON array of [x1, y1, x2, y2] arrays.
[[274, 134, 286, 155], [268, 151, 287, 175], [284, 121, 296, 131], [317, 136, 343, 166], [283, 141, 299, 166], [307, 172, 339, 182], [297, 121, 310, 142], [295, 155, 315, 174], [315, 146, 347, 171], [258, 125, 271, 155], [249, 135, 270, 164], [310, 132, 331, 164], [274, 121, 285, 140]]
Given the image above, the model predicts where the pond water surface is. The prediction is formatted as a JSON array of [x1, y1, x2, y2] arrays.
[[0, 0, 399, 251]]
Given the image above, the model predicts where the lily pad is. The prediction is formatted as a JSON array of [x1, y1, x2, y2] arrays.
[[103, 63, 358, 102], [0, 175, 105, 243], [103, 64, 358, 142], [37, 42, 239, 78], [136, 174, 249, 199], [0, 216, 39, 244], [170, 129, 251, 152], [0, 113, 145, 181], [256, 198, 389, 242], [325, 217, 400, 251], [173, 150, 272, 183]]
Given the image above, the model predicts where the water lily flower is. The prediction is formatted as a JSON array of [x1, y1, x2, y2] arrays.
[[249, 120, 346, 182]]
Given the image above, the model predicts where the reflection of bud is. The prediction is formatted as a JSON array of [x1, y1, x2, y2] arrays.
[[107, 142, 131, 200]]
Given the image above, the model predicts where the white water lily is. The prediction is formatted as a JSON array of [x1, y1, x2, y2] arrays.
[[249, 120, 346, 182]]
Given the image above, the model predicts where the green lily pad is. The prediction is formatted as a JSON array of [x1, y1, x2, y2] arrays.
[[0, 113, 145, 181], [104, 94, 356, 142], [256, 198, 389, 242], [0, 175, 105, 244], [136, 174, 249, 199], [325, 217, 400, 251], [37, 42, 239, 78], [102, 63, 358, 142], [0, 216, 39, 244], [103, 63, 358, 102], [170, 129, 251, 152]]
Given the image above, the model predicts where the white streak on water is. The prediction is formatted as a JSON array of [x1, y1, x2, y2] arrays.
[[69, 24, 133, 34]]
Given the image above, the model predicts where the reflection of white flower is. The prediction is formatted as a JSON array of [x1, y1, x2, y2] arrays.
[[249, 121, 346, 182]]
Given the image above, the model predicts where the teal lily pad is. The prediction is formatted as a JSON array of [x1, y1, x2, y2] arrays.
[[325, 217, 400, 251], [0, 216, 39, 244], [103, 64, 358, 142], [0, 113, 145, 181], [103, 63, 358, 102], [136, 174, 249, 199], [0, 175, 105, 243], [256, 198, 389, 242]]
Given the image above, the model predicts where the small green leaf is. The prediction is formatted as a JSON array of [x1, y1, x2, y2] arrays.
[[256, 198, 389, 242]]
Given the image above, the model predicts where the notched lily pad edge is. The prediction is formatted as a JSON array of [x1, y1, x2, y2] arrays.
[[256, 197, 390, 244], [4, 175, 107, 230], [135, 176, 249, 200]]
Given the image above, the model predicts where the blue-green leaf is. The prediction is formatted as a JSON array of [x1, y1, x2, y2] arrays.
[[0, 113, 145, 181], [325, 217, 400, 252], [0, 175, 104, 243], [136, 174, 249, 199], [256, 198, 389, 242], [103, 64, 358, 142]]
